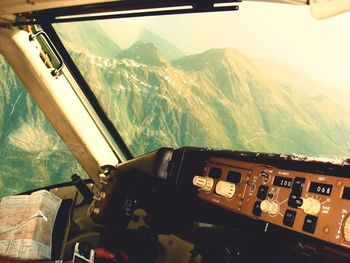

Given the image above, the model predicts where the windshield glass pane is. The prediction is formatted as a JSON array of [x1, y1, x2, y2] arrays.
[[0, 55, 87, 198], [54, 2, 350, 157]]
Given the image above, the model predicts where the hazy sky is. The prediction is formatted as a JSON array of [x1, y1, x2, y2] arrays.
[[100, 2, 350, 91]]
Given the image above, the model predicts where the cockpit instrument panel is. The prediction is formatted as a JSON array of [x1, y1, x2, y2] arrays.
[[91, 147, 350, 256], [193, 156, 350, 249]]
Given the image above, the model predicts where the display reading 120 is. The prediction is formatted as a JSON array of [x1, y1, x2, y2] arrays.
[[273, 176, 293, 188]]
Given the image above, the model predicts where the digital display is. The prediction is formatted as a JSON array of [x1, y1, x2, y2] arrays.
[[342, 187, 350, 200], [273, 176, 293, 188], [209, 167, 222, 179], [309, 182, 333, 196]]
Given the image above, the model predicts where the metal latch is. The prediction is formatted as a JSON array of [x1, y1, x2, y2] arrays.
[[29, 30, 64, 77]]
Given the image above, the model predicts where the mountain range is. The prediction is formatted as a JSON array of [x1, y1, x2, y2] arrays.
[[0, 23, 349, 196], [69, 35, 350, 156]]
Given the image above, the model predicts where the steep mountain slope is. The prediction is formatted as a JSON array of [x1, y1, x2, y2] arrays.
[[173, 48, 350, 155], [72, 45, 350, 157], [0, 55, 86, 197]]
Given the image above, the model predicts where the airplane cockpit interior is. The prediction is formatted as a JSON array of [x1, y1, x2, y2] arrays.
[[1, 1, 350, 263]]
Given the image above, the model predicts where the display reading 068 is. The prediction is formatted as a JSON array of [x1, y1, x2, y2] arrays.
[[309, 182, 333, 196]]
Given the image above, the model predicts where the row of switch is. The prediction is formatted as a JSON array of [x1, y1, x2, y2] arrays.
[[257, 176, 321, 216], [253, 175, 319, 235], [253, 201, 318, 233], [194, 169, 350, 246], [194, 174, 320, 235]]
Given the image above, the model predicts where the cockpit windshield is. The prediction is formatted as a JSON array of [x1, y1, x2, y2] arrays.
[[54, 2, 350, 158]]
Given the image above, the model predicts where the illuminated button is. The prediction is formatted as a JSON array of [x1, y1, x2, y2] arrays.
[[252, 201, 262, 217], [283, 209, 297, 227], [303, 215, 318, 234], [300, 197, 321, 215], [260, 200, 279, 215], [193, 176, 214, 192], [215, 181, 236, 198], [257, 185, 268, 200]]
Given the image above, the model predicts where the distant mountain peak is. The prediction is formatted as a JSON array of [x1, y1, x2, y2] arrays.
[[172, 47, 254, 72], [206, 47, 236, 56], [118, 41, 169, 67], [136, 29, 186, 60]]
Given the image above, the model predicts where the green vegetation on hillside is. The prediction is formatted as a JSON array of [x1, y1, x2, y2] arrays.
[[0, 55, 86, 198], [69, 40, 350, 157]]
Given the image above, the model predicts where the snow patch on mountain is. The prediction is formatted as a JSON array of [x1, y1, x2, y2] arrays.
[[8, 123, 56, 152]]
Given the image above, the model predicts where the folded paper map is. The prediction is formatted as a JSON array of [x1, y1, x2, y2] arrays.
[[0, 190, 62, 259]]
